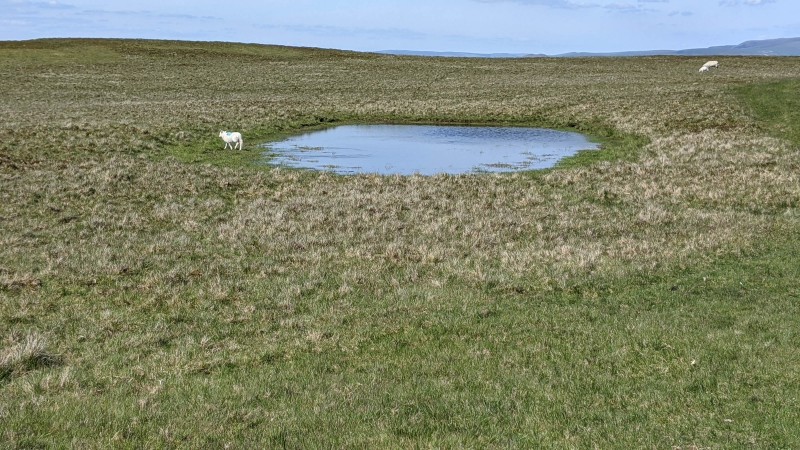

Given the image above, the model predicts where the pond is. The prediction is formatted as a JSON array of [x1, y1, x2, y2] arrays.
[[262, 124, 599, 175]]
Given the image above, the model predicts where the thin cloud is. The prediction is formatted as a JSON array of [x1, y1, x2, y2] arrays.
[[473, 0, 654, 13], [472, 0, 578, 7], [77, 8, 216, 22], [719, 0, 776, 5], [4, 0, 75, 9], [2, 0, 76, 16]]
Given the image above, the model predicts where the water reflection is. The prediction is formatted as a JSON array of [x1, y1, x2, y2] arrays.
[[263, 125, 598, 175]]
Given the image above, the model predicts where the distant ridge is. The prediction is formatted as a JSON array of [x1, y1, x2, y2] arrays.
[[377, 50, 536, 58], [378, 37, 800, 58]]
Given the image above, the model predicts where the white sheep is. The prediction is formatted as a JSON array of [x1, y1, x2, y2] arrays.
[[699, 60, 719, 72], [219, 130, 243, 150]]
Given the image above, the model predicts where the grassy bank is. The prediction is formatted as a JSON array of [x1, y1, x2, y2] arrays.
[[1, 39, 799, 447]]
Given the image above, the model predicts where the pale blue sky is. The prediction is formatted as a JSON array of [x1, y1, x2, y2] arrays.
[[1, 0, 797, 54]]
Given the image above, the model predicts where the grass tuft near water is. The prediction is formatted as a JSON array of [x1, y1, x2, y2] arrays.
[[1, 39, 799, 447]]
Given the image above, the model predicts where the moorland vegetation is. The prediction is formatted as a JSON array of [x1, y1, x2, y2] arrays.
[[1, 38, 799, 447]]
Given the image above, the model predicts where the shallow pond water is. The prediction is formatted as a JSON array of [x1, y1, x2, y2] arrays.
[[263, 125, 599, 175]]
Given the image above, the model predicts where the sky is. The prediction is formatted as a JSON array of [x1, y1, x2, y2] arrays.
[[1, 0, 798, 55]]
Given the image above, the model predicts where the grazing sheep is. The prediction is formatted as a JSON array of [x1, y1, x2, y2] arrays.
[[219, 130, 243, 150], [699, 60, 719, 72]]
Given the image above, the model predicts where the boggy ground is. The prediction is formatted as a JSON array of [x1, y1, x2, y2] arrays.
[[1, 39, 799, 447]]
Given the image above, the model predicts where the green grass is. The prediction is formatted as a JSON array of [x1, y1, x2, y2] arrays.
[[735, 79, 800, 144], [1, 39, 800, 447]]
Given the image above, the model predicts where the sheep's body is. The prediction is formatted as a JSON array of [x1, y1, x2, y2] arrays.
[[219, 131, 243, 150]]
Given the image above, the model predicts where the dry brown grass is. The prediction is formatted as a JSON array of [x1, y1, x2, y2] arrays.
[[1, 39, 799, 447], [2, 40, 798, 333], [2, 41, 798, 338]]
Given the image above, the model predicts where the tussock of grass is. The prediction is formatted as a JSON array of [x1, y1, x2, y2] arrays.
[[1, 332, 61, 380], [1, 39, 800, 447]]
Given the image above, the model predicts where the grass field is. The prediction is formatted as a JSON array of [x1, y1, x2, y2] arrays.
[[1, 38, 799, 448]]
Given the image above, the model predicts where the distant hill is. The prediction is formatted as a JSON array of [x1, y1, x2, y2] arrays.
[[378, 37, 800, 58], [376, 50, 537, 58], [554, 37, 800, 57]]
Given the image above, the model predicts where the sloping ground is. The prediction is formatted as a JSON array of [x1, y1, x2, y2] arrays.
[[1, 39, 799, 447]]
